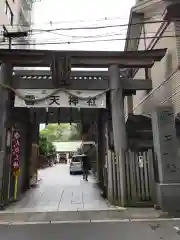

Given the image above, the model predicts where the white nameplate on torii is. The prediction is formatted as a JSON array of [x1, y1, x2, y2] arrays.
[[14, 89, 106, 108]]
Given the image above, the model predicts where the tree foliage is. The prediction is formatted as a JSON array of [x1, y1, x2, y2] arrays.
[[69, 123, 81, 140], [40, 123, 81, 142], [40, 124, 68, 142], [39, 136, 47, 155], [39, 135, 56, 156]]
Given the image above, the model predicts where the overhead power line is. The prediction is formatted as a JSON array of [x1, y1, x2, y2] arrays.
[[0, 16, 131, 30], [12, 29, 174, 43], [29, 16, 130, 25], [0, 33, 178, 46], [0, 16, 128, 27], [1, 28, 172, 44], [29, 18, 180, 33], [29, 27, 129, 37], [2, 18, 180, 34]]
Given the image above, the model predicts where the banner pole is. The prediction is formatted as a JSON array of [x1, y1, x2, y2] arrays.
[[14, 175, 18, 201]]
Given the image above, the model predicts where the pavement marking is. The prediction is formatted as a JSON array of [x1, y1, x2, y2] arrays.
[[1, 218, 180, 225], [130, 218, 174, 222], [174, 226, 180, 235], [0, 220, 91, 225], [172, 218, 180, 221], [90, 219, 130, 223], [91, 218, 180, 223], [174, 226, 180, 231]]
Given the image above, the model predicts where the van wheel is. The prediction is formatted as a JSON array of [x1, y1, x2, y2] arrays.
[[70, 171, 72, 175]]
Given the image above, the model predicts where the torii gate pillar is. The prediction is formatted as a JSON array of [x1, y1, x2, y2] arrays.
[[0, 63, 13, 206], [109, 65, 127, 206]]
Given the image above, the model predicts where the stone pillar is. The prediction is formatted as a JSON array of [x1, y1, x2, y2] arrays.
[[0, 63, 13, 206], [97, 110, 106, 190], [109, 65, 127, 205], [125, 96, 133, 115], [31, 122, 40, 144], [106, 118, 114, 201], [0, 64, 12, 148], [29, 112, 40, 186], [152, 105, 180, 211], [15, 110, 29, 196]]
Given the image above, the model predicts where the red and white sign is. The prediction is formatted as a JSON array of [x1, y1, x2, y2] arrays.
[[11, 130, 20, 172], [13, 161, 19, 169]]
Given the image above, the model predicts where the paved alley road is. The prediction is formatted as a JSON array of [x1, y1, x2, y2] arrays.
[[1, 220, 180, 240], [5, 164, 110, 212]]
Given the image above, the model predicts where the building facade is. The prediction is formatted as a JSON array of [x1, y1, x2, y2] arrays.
[[0, 0, 33, 48], [0, 0, 34, 207], [125, 0, 180, 117], [125, 0, 180, 211]]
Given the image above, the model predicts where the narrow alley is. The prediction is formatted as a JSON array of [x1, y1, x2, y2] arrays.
[[4, 164, 112, 213]]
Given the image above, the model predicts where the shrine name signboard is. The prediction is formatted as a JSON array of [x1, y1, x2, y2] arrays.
[[14, 89, 106, 108]]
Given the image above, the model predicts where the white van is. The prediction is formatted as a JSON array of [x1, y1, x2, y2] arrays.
[[69, 154, 87, 174]]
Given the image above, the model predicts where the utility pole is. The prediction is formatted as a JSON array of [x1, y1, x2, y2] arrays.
[[8, 36, 11, 50]]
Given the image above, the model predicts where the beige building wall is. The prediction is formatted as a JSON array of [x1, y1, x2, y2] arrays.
[[0, 0, 32, 49], [0, 0, 21, 40], [0, 0, 22, 25], [129, 10, 180, 117]]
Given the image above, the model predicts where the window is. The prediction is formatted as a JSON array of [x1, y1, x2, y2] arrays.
[[72, 156, 82, 163], [4, 1, 13, 26]]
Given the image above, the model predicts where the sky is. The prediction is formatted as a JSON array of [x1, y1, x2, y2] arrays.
[[31, 0, 135, 51], [32, 0, 135, 130]]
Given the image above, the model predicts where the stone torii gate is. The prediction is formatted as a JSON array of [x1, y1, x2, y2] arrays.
[[0, 48, 166, 208]]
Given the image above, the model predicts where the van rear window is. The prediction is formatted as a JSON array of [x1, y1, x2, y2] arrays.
[[72, 157, 81, 162]]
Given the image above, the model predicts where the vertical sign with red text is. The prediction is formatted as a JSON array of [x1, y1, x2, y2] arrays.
[[11, 130, 20, 175]]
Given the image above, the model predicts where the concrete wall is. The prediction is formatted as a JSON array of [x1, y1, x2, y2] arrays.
[[133, 22, 178, 115], [127, 11, 180, 117], [0, 0, 21, 45], [0, 0, 33, 49], [124, 1, 180, 118], [17, 0, 33, 49], [0, 0, 22, 26]]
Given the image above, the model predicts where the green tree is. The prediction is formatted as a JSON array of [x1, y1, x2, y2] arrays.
[[40, 124, 70, 142], [39, 136, 48, 155], [40, 123, 81, 142], [39, 135, 56, 156], [69, 123, 82, 140], [47, 141, 56, 155]]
